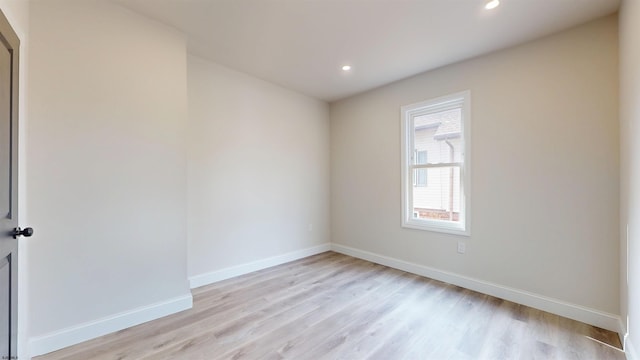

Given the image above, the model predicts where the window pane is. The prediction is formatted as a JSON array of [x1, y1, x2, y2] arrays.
[[413, 108, 462, 164], [415, 168, 427, 187], [412, 166, 461, 222], [415, 150, 427, 165], [414, 150, 428, 186]]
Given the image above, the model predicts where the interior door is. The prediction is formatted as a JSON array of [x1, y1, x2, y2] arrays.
[[0, 9, 19, 360]]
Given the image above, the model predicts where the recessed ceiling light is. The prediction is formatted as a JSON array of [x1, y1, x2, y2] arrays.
[[342, 65, 351, 71], [485, 0, 500, 10]]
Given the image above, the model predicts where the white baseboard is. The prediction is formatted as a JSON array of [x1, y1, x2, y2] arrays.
[[620, 319, 628, 353], [331, 243, 621, 333], [189, 243, 332, 289], [28, 293, 193, 358]]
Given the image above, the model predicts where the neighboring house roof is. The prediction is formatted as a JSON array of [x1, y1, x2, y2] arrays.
[[415, 109, 461, 140], [414, 114, 441, 129]]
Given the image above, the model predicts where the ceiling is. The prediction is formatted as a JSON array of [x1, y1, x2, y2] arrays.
[[114, 0, 620, 102]]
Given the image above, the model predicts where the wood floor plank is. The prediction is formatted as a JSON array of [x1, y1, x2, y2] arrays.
[[35, 252, 625, 360], [268, 273, 427, 359], [392, 287, 481, 359], [312, 277, 448, 360], [162, 265, 409, 359]]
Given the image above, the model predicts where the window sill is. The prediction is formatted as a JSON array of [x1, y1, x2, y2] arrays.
[[402, 220, 470, 237]]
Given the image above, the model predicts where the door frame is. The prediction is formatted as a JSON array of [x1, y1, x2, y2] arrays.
[[0, 7, 20, 359]]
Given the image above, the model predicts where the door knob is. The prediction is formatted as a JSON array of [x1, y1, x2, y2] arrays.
[[13, 227, 34, 239]]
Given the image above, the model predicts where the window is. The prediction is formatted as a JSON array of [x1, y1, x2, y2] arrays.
[[414, 150, 428, 187], [401, 91, 470, 235]]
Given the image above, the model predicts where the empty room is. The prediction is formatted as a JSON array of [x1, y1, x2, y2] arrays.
[[0, 0, 638, 359]]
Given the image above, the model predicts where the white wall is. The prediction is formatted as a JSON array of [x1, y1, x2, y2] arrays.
[[187, 55, 330, 281], [620, 0, 640, 357], [331, 15, 619, 320], [0, 1, 29, 357], [26, 0, 190, 354]]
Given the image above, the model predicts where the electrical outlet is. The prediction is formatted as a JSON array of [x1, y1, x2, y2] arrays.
[[457, 241, 466, 254], [308, 223, 313, 232]]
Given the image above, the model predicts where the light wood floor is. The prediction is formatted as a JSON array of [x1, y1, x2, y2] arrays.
[[36, 252, 624, 360]]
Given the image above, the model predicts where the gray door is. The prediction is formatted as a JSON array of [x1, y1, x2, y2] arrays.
[[0, 9, 19, 360]]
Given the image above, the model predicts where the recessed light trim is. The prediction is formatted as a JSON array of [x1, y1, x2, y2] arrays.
[[342, 65, 352, 71], [485, 0, 500, 10]]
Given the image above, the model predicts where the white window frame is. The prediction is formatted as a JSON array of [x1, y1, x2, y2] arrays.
[[400, 91, 471, 236]]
